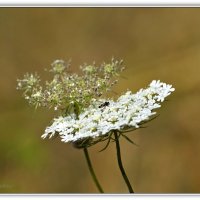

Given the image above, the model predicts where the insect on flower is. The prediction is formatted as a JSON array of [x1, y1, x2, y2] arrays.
[[98, 101, 110, 108]]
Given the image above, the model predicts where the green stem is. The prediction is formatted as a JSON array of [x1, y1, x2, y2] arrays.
[[83, 147, 104, 193], [114, 131, 134, 193]]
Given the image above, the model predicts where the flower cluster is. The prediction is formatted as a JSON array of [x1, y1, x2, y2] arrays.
[[41, 80, 175, 147], [17, 59, 124, 113]]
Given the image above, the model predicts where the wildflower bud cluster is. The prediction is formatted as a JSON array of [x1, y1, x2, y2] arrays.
[[17, 59, 124, 114]]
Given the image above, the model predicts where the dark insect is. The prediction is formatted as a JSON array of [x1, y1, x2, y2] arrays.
[[98, 101, 110, 108]]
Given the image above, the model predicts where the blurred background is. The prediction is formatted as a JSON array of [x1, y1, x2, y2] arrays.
[[0, 8, 200, 193]]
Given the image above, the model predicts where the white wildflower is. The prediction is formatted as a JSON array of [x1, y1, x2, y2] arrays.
[[41, 80, 175, 144]]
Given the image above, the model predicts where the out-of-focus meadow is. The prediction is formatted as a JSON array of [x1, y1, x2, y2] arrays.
[[0, 8, 200, 193]]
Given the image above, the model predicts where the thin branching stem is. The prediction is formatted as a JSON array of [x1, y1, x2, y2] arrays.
[[114, 131, 134, 193], [83, 148, 104, 193]]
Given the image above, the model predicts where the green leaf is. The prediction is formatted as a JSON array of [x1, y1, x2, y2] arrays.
[[121, 133, 139, 147]]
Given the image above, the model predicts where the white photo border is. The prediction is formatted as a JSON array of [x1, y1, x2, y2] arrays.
[[0, 0, 200, 7], [1, 194, 200, 199]]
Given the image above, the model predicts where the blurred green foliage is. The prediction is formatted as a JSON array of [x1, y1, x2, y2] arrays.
[[0, 8, 200, 193]]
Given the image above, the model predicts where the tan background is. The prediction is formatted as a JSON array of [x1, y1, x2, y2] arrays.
[[0, 8, 200, 193]]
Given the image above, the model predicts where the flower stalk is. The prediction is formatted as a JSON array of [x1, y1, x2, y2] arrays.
[[114, 131, 134, 193], [83, 147, 104, 193]]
